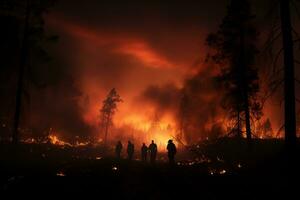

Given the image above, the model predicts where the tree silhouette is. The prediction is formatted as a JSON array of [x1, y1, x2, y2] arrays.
[[206, 0, 261, 143], [262, 0, 299, 148], [279, 0, 297, 149], [1, 0, 56, 144], [99, 88, 122, 145]]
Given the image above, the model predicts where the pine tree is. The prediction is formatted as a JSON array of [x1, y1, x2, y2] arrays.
[[206, 0, 261, 143], [99, 88, 122, 145]]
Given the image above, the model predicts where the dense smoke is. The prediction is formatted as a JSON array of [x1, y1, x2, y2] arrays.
[[137, 83, 181, 115], [137, 64, 225, 143]]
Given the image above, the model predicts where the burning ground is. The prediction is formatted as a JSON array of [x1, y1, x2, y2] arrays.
[[0, 138, 296, 199]]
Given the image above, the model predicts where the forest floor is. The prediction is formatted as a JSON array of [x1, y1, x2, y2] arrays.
[[0, 138, 299, 199]]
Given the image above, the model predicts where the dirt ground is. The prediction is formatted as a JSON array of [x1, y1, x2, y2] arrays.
[[0, 140, 298, 199]]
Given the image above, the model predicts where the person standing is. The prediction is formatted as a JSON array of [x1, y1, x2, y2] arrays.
[[141, 143, 148, 162], [127, 141, 134, 161], [115, 141, 123, 159], [148, 140, 157, 164], [167, 140, 177, 165]]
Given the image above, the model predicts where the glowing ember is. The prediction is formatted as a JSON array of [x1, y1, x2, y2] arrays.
[[95, 157, 102, 160], [112, 166, 118, 171], [75, 141, 89, 146], [188, 161, 195, 166], [237, 163, 242, 168], [98, 138, 103, 143], [219, 170, 226, 175], [23, 138, 36, 143], [216, 156, 224, 162], [56, 172, 66, 177], [209, 169, 216, 175]]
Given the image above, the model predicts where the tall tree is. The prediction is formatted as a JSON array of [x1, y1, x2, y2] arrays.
[[99, 88, 122, 145], [12, 0, 30, 144], [1, 0, 56, 143], [279, 0, 297, 148], [206, 0, 260, 143]]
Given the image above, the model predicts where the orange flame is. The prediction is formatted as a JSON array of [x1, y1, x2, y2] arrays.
[[48, 135, 71, 146]]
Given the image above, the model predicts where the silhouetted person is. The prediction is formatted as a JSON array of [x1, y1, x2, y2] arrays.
[[115, 141, 123, 159], [141, 143, 148, 162], [149, 140, 157, 164], [127, 141, 134, 161], [167, 140, 177, 165]]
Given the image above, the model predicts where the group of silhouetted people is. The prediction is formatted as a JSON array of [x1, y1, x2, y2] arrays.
[[115, 139, 177, 164]]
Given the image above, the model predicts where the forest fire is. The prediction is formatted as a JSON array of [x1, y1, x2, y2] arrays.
[[116, 114, 179, 151], [14, 106, 284, 149], [14, 107, 283, 149], [1, 0, 300, 198], [1, 0, 296, 148]]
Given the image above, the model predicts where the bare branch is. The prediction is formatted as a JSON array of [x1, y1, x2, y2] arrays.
[[272, 48, 284, 73], [261, 79, 284, 106], [261, 4, 281, 56], [263, 32, 282, 51], [273, 67, 284, 75], [275, 124, 284, 138], [292, 28, 300, 40], [171, 134, 188, 149]]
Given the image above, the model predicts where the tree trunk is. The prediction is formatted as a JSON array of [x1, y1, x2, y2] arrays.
[[244, 95, 252, 142], [104, 113, 111, 146], [280, 0, 297, 148], [12, 0, 30, 144], [240, 26, 252, 143], [237, 110, 242, 137]]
